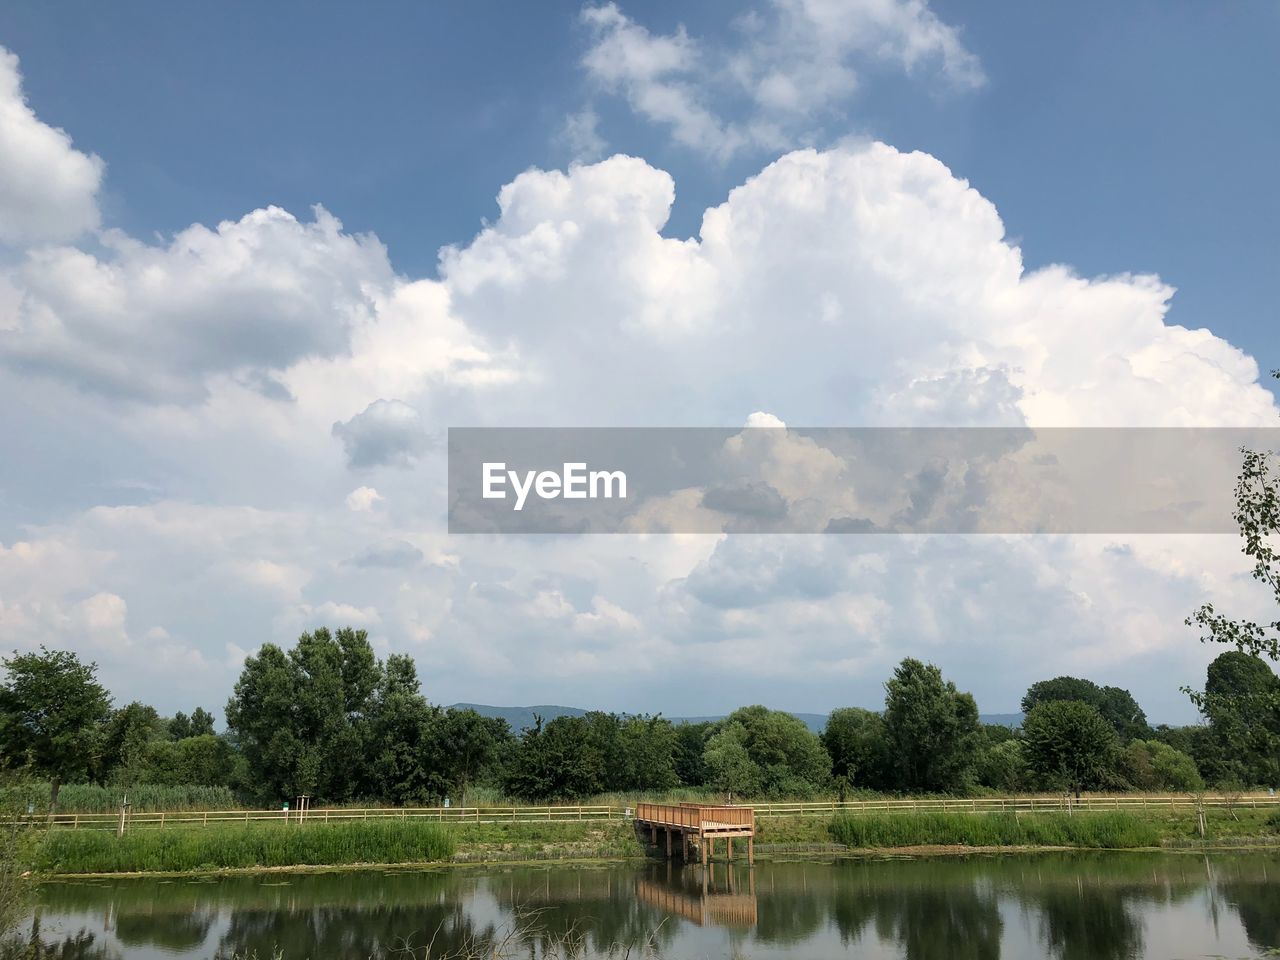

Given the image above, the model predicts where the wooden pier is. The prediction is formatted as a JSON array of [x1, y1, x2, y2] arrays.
[[634, 802, 755, 864]]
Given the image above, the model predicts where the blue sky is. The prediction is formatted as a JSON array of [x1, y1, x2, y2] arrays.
[[0, 1, 1277, 722]]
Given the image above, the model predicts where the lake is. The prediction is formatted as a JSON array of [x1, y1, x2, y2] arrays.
[[10, 850, 1279, 959]]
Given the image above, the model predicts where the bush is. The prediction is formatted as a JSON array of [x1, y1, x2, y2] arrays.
[[35, 819, 455, 874], [828, 811, 1159, 849]]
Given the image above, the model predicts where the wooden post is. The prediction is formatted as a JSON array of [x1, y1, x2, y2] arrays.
[[701, 835, 708, 865], [665, 826, 672, 858], [748, 837, 754, 865], [727, 838, 733, 861]]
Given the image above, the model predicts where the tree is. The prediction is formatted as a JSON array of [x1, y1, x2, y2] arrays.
[[706, 706, 831, 797], [975, 738, 1030, 792], [169, 706, 217, 741], [822, 707, 891, 792], [1118, 739, 1203, 791], [1021, 676, 1149, 742], [365, 654, 441, 805], [189, 707, 216, 737], [0, 648, 112, 816], [225, 627, 381, 804], [673, 721, 713, 787], [1197, 651, 1280, 786], [98, 701, 164, 783], [1188, 379, 1280, 667], [883, 659, 981, 792], [434, 708, 513, 800], [614, 715, 679, 792], [503, 715, 607, 800], [702, 722, 762, 796], [1022, 700, 1117, 796]]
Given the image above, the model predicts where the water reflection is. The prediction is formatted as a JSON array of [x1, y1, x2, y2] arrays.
[[4, 852, 1277, 959], [635, 862, 758, 928]]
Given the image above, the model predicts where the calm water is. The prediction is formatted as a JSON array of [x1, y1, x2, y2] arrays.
[[10, 851, 1280, 959]]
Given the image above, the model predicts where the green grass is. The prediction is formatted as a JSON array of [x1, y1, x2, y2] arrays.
[[0, 782, 237, 814], [828, 811, 1162, 849], [34, 820, 454, 874]]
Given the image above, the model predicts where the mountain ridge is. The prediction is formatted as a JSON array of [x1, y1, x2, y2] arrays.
[[447, 702, 1024, 734]]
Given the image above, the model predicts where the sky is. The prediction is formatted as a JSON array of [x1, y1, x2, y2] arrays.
[[0, 1, 1277, 724]]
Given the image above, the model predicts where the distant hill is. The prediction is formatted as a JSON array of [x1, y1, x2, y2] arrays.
[[448, 703, 1023, 734]]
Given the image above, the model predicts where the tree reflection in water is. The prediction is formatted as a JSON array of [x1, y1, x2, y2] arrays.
[[6, 852, 1277, 959]]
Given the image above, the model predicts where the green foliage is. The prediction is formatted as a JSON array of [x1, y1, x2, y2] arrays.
[[1118, 739, 1203, 791], [1022, 701, 1117, 795], [503, 715, 605, 800], [702, 721, 762, 796], [141, 735, 240, 788], [1021, 676, 1150, 741], [0, 776, 39, 938], [168, 707, 215, 740], [822, 707, 892, 792], [883, 659, 980, 792], [35, 820, 454, 874], [701, 706, 830, 798], [975, 738, 1031, 793], [97, 701, 165, 783], [1195, 652, 1280, 787], [0, 647, 112, 813], [828, 810, 1160, 849], [1187, 409, 1280, 664], [672, 722, 712, 786], [226, 627, 383, 803]]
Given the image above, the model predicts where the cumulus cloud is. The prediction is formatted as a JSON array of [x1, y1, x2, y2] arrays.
[[577, 0, 983, 159], [331, 399, 431, 468], [345, 486, 384, 512], [0, 47, 103, 247], [1, 205, 393, 402], [1, 75, 1277, 719]]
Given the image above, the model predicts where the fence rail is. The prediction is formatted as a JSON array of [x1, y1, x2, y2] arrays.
[[18, 792, 1280, 831], [749, 793, 1280, 817]]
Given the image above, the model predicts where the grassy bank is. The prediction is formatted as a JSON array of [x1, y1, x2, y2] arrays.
[[35, 820, 454, 874], [29, 806, 1280, 875], [828, 811, 1160, 849]]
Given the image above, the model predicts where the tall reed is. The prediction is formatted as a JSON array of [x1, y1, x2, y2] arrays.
[[35, 819, 455, 874], [828, 811, 1160, 849]]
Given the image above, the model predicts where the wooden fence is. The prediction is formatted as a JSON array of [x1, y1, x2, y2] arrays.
[[28, 792, 1280, 831]]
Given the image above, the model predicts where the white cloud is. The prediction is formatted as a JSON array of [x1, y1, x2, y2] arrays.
[[0, 47, 103, 247], [1, 74, 1276, 720], [577, 0, 983, 159], [1, 205, 394, 402], [332, 398, 431, 468], [346, 486, 384, 512]]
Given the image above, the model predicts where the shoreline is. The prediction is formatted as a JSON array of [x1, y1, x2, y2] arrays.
[[38, 839, 1280, 881]]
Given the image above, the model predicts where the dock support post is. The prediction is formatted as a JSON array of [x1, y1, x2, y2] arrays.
[[748, 837, 754, 865], [665, 826, 672, 858], [727, 838, 733, 861], [701, 835, 708, 866]]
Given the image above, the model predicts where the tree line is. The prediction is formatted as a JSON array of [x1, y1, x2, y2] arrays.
[[2, 630, 1276, 811]]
